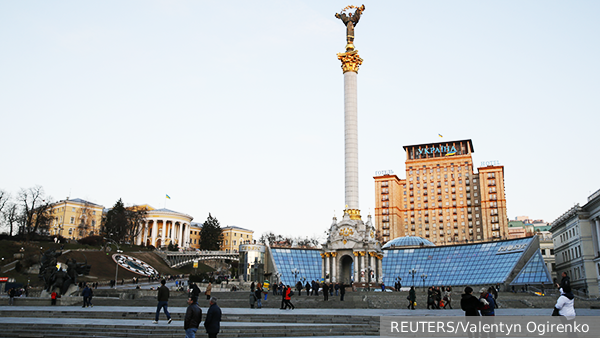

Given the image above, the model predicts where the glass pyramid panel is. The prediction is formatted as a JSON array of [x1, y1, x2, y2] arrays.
[[510, 250, 552, 285]]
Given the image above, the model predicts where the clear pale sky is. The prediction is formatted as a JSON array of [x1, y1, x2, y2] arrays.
[[1, 1, 599, 240]]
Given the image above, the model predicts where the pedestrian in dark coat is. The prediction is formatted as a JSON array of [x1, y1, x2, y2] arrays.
[[305, 281, 311, 296], [184, 296, 202, 338], [280, 285, 287, 309], [460, 287, 480, 316], [340, 283, 346, 301], [204, 297, 222, 338], [323, 283, 329, 301], [407, 286, 416, 310], [82, 284, 92, 308], [153, 279, 172, 324]]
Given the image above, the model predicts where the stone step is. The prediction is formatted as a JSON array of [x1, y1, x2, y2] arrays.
[[0, 323, 378, 338], [0, 310, 377, 325]]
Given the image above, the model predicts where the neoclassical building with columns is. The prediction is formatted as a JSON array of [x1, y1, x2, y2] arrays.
[[134, 205, 193, 249], [551, 188, 600, 297], [321, 212, 383, 285]]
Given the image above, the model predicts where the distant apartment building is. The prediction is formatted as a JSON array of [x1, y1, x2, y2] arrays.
[[551, 188, 600, 296], [48, 198, 104, 240], [373, 139, 508, 246], [221, 226, 254, 252]]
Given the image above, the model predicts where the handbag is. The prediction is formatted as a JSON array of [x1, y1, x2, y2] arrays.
[[552, 307, 560, 316]]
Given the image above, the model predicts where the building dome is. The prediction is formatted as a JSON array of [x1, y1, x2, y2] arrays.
[[382, 235, 436, 249]]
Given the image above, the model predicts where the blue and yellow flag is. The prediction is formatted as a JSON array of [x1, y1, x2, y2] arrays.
[[438, 134, 443, 138], [445, 152, 456, 156], [166, 194, 171, 199]]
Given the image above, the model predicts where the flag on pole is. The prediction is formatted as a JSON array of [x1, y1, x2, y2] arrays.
[[166, 194, 171, 199], [438, 134, 443, 138]]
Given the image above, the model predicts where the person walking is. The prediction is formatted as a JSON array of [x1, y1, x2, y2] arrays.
[[284, 285, 295, 310], [254, 284, 262, 309], [153, 279, 172, 324], [279, 285, 287, 309], [427, 287, 435, 309], [323, 282, 329, 301], [51, 291, 57, 306], [205, 282, 212, 300], [407, 286, 416, 310], [554, 285, 575, 317], [478, 287, 495, 316], [340, 283, 346, 301], [82, 283, 92, 308], [460, 287, 481, 338], [190, 282, 201, 300], [184, 296, 202, 338], [305, 281, 311, 296], [249, 290, 257, 308], [8, 288, 15, 306], [204, 296, 222, 338], [460, 287, 480, 316], [443, 286, 453, 309], [334, 283, 340, 296]]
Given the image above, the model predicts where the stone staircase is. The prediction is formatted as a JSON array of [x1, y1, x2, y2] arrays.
[[0, 308, 379, 338], [4, 290, 600, 309]]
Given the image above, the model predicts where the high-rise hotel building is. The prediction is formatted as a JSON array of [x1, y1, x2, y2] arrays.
[[374, 139, 508, 246]]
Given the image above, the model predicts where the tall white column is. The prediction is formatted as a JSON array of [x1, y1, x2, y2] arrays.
[[353, 253, 359, 283], [178, 222, 183, 246], [151, 220, 157, 247], [161, 220, 166, 247], [183, 223, 189, 248], [142, 221, 148, 246], [325, 254, 330, 281], [344, 71, 359, 210], [332, 255, 337, 282]]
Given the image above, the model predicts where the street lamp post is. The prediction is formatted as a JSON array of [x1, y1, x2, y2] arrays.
[[291, 268, 299, 284], [408, 269, 417, 288], [421, 273, 428, 292], [104, 237, 123, 288]]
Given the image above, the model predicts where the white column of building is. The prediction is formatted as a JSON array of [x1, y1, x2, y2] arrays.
[[377, 256, 383, 283], [321, 255, 326, 279], [353, 251, 360, 282], [142, 221, 149, 246], [177, 222, 183, 246], [151, 220, 157, 247], [369, 253, 377, 282], [331, 254, 337, 282], [344, 70, 359, 210], [324, 254, 330, 281], [183, 223, 192, 248], [136, 228, 142, 245], [182, 223, 188, 248], [161, 220, 166, 247]]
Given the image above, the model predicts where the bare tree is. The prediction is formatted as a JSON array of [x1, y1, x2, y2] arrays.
[[0, 190, 8, 215], [2, 203, 19, 237], [18, 186, 54, 240]]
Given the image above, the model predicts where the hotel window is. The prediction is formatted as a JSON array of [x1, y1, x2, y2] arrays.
[[70, 217, 74, 224], [72, 207, 75, 212], [233, 240, 236, 245], [92, 211, 96, 215]]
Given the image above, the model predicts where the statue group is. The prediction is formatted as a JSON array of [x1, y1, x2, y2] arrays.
[[38, 247, 92, 295]]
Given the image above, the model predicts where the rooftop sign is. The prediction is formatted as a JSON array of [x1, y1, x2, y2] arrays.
[[496, 243, 528, 255]]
